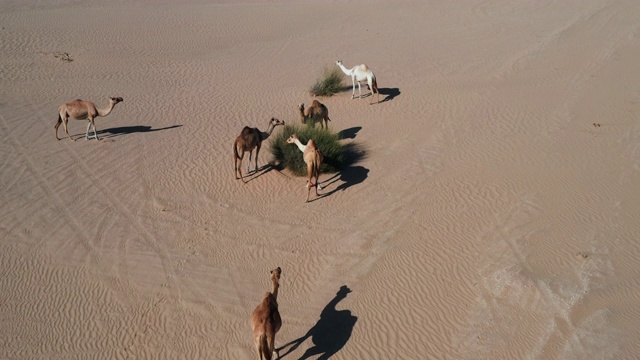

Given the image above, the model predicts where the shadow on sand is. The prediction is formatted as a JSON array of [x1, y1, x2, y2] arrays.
[[308, 142, 368, 202], [316, 165, 368, 201], [377, 87, 401, 103], [337, 126, 362, 140], [237, 163, 277, 183], [96, 124, 182, 139], [277, 286, 357, 360], [341, 85, 400, 104]]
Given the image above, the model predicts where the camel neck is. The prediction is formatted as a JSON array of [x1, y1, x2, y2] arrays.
[[293, 139, 306, 152], [338, 63, 351, 76], [97, 102, 115, 117], [260, 125, 274, 141], [271, 282, 279, 301]]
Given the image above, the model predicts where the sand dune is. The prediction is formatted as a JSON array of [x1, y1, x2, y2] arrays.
[[1, 0, 640, 358]]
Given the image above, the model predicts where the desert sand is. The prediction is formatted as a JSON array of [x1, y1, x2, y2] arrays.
[[1, 0, 640, 358]]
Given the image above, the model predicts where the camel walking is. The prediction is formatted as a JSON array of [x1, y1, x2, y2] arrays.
[[55, 97, 123, 141], [286, 134, 324, 202], [336, 60, 379, 104], [234, 117, 285, 182], [298, 100, 331, 129], [251, 267, 282, 360]]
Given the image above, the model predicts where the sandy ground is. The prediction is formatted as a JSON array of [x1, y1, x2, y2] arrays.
[[1, 0, 640, 358]]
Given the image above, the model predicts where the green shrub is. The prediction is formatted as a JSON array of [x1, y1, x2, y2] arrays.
[[270, 125, 345, 176], [309, 66, 345, 97]]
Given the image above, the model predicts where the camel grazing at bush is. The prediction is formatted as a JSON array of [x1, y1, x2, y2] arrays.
[[298, 100, 331, 129], [287, 134, 324, 202], [336, 60, 379, 104], [251, 267, 282, 360], [234, 117, 284, 182], [55, 97, 124, 141]]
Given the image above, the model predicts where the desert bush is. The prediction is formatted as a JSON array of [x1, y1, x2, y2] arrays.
[[270, 124, 344, 176], [309, 66, 344, 97]]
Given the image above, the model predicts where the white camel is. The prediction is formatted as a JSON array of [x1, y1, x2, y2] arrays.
[[55, 97, 123, 141], [336, 60, 379, 104]]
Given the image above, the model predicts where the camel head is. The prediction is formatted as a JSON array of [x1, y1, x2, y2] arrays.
[[109, 97, 124, 105], [270, 117, 284, 127], [286, 134, 298, 144], [298, 103, 305, 111], [271, 267, 282, 282], [336, 60, 342, 66]]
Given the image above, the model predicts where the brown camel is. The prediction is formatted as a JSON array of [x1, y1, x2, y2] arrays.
[[298, 100, 331, 129], [55, 97, 124, 141], [286, 134, 324, 202], [251, 267, 282, 360], [234, 117, 285, 182]]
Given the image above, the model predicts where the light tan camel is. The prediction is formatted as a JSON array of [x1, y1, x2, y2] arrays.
[[286, 134, 324, 202], [234, 117, 285, 182], [251, 267, 282, 360], [55, 97, 123, 141], [298, 100, 331, 129], [336, 60, 379, 104]]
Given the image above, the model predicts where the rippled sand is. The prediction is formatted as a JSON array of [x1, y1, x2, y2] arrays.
[[1, 0, 639, 358]]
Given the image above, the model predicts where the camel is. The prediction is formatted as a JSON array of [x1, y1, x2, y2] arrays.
[[298, 100, 331, 129], [286, 134, 324, 202], [55, 97, 124, 141], [234, 117, 285, 182], [251, 267, 282, 360], [336, 60, 379, 104]]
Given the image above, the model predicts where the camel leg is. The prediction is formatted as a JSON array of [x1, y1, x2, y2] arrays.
[[55, 117, 62, 140], [306, 162, 314, 202], [247, 150, 253, 173], [87, 119, 100, 140], [61, 116, 74, 141], [239, 152, 248, 183], [268, 334, 276, 360], [351, 78, 356, 99], [85, 120, 93, 140], [254, 145, 261, 173], [91, 119, 99, 140]]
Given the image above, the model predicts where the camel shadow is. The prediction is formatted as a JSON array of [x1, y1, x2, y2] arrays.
[[277, 286, 357, 360], [340, 85, 399, 103], [316, 166, 368, 201], [378, 87, 400, 103], [310, 142, 368, 202], [96, 124, 182, 139], [239, 163, 276, 183], [337, 126, 362, 140]]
